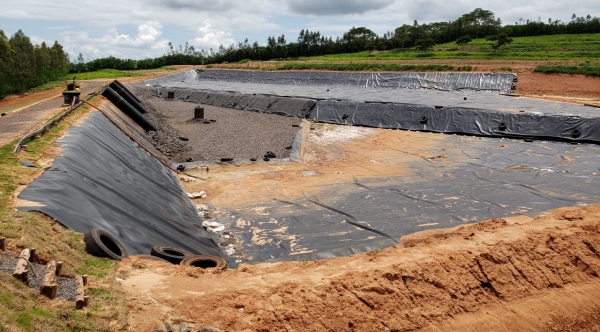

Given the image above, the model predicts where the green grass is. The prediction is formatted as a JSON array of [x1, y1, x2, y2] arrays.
[[303, 34, 600, 61], [0, 98, 128, 331], [533, 62, 600, 76], [274, 62, 465, 72], [75, 258, 116, 278], [62, 68, 146, 80]]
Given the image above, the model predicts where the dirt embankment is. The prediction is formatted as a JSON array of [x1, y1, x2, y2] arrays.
[[119, 205, 600, 331]]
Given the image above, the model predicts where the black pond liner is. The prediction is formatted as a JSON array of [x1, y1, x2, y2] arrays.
[[17, 112, 223, 260]]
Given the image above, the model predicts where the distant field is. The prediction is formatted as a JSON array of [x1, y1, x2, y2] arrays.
[[274, 63, 471, 72], [303, 34, 600, 61], [61, 68, 146, 80]]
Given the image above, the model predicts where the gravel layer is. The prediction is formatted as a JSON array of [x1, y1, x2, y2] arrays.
[[0, 252, 77, 301], [139, 92, 303, 162]]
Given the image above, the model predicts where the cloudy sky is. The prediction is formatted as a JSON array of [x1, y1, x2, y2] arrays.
[[0, 0, 597, 61]]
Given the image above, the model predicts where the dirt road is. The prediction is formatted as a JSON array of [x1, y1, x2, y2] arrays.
[[0, 81, 105, 147]]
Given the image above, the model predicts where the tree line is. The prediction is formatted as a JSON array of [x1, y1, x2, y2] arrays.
[[2, 8, 600, 99], [0, 30, 70, 99]]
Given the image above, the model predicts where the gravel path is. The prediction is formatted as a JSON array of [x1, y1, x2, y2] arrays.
[[0, 252, 77, 301], [140, 93, 303, 162]]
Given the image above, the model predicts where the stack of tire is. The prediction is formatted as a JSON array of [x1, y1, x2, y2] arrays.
[[150, 245, 227, 269], [83, 228, 227, 270]]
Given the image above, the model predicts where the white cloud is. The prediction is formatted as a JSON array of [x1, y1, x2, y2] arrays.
[[189, 21, 236, 51], [286, 0, 390, 16], [60, 21, 170, 60], [1, 0, 599, 59]]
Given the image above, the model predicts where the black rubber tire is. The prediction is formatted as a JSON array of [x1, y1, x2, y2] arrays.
[[250, 158, 257, 162], [179, 136, 189, 141], [572, 129, 581, 138], [420, 116, 428, 124], [150, 245, 193, 264], [180, 255, 227, 270], [186, 157, 194, 162], [176, 165, 185, 172], [83, 228, 129, 261], [220, 157, 233, 162]]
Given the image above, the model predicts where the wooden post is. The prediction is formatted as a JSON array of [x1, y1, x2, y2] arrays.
[[75, 275, 86, 309], [0, 237, 6, 251], [56, 262, 63, 277], [12, 249, 30, 283], [40, 260, 57, 299], [22, 270, 29, 286], [51, 284, 58, 299]]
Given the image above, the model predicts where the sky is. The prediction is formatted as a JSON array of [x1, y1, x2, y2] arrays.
[[0, 0, 597, 61]]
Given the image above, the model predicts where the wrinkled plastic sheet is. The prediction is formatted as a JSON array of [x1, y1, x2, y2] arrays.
[[17, 111, 223, 258], [149, 86, 315, 118], [206, 135, 600, 263], [148, 69, 517, 93], [142, 69, 600, 143], [310, 100, 600, 142]]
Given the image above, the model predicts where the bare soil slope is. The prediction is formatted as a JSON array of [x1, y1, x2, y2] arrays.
[[119, 205, 600, 331]]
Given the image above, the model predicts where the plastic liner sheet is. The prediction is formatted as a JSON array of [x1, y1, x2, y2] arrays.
[[146, 69, 199, 86], [17, 112, 223, 258], [207, 136, 600, 263], [98, 102, 168, 164], [149, 69, 517, 93], [309, 100, 600, 142], [148, 86, 316, 118], [144, 75, 600, 143]]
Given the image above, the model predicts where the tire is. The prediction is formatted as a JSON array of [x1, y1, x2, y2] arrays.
[[180, 255, 227, 270], [220, 157, 233, 162], [83, 228, 129, 261], [150, 245, 193, 264]]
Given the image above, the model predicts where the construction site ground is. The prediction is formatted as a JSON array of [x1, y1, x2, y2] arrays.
[[1, 62, 599, 331]]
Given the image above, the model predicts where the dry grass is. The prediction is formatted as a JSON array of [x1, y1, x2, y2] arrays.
[[0, 99, 128, 331]]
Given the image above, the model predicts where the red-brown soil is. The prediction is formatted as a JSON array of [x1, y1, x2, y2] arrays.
[[119, 205, 600, 331]]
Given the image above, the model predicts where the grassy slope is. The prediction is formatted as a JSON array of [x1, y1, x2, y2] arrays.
[[297, 34, 600, 62], [0, 100, 127, 331]]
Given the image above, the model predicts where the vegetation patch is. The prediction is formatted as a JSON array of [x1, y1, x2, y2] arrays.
[[533, 62, 600, 76], [275, 63, 457, 72], [62, 68, 145, 80], [0, 99, 127, 331]]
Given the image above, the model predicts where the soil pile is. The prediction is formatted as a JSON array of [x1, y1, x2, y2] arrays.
[[118, 205, 600, 331]]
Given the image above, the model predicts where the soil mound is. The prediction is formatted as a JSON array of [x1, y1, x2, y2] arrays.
[[119, 205, 600, 331]]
